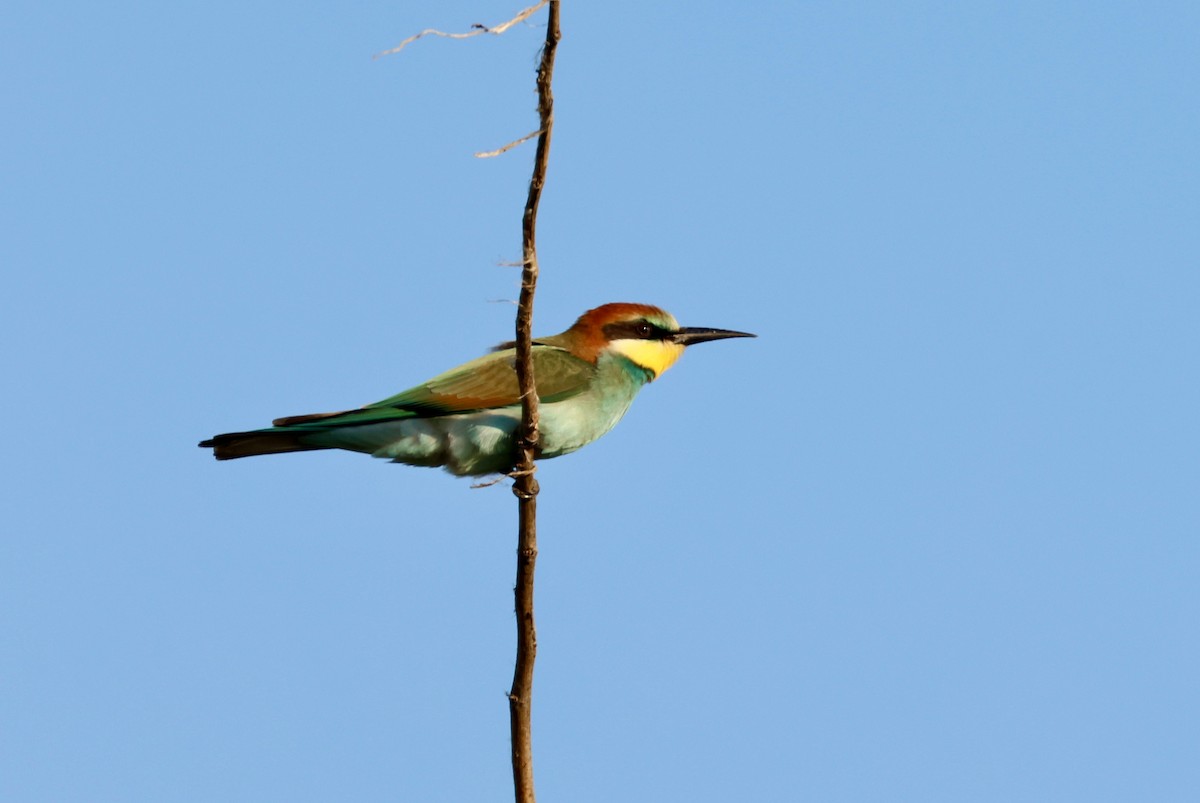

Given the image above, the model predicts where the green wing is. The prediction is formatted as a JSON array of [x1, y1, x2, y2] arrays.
[[272, 344, 595, 428], [371, 343, 594, 412]]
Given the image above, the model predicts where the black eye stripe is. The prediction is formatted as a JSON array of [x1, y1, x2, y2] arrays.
[[602, 319, 672, 341]]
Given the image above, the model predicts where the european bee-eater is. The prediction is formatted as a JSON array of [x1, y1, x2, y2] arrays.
[[199, 303, 754, 476]]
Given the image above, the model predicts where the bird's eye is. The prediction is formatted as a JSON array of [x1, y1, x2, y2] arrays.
[[636, 322, 654, 338]]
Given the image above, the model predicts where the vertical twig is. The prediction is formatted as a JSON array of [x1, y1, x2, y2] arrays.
[[509, 3, 560, 802]]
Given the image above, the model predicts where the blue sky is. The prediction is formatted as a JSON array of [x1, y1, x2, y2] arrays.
[[2, 1, 1197, 800]]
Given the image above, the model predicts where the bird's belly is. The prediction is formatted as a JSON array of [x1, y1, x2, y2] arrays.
[[311, 393, 636, 476], [314, 411, 522, 476]]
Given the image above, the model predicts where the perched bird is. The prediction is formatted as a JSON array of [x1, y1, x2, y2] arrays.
[[199, 303, 754, 476]]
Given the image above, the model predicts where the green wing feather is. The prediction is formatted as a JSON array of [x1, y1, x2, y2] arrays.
[[273, 344, 595, 429], [369, 343, 593, 412]]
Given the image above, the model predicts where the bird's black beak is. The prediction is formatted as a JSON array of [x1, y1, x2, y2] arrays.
[[671, 327, 757, 346]]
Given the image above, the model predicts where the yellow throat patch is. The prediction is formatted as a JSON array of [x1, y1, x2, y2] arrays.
[[610, 339, 685, 379]]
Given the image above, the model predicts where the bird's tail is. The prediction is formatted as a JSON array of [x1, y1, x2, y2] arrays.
[[200, 406, 408, 460], [199, 429, 330, 460]]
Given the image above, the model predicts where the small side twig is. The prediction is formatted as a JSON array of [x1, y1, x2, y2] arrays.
[[476, 129, 543, 159], [374, 0, 548, 58], [469, 466, 536, 490]]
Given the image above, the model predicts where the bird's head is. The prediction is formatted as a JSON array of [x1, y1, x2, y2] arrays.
[[563, 303, 755, 379]]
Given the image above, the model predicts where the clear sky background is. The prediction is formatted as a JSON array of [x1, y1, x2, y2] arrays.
[[3, 2, 1197, 800]]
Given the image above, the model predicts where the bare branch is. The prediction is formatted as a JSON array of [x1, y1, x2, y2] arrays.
[[476, 129, 543, 159], [379, 3, 559, 799], [509, 3, 560, 801], [374, 0, 549, 58]]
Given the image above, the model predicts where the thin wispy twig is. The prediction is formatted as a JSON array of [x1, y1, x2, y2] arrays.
[[374, 0, 548, 58]]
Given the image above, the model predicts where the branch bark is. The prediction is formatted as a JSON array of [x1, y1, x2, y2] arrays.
[[509, 3, 560, 802]]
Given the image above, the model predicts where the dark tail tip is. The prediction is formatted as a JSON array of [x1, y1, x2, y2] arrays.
[[198, 430, 327, 460]]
